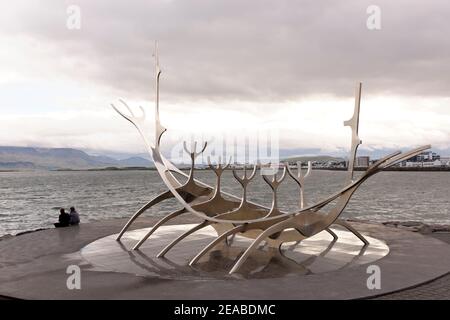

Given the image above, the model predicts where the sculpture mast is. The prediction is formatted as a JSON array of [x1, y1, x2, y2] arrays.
[[344, 82, 362, 184], [154, 41, 166, 149]]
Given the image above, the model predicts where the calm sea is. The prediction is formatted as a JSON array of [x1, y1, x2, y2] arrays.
[[0, 170, 449, 236]]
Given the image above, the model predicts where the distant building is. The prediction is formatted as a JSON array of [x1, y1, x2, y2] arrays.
[[404, 160, 442, 168], [355, 156, 370, 168], [440, 157, 450, 166], [422, 160, 443, 167], [401, 151, 445, 168], [408, 151, 440, 162]]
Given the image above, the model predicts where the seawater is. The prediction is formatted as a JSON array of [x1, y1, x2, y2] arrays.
[[0, 170, 449, 236]]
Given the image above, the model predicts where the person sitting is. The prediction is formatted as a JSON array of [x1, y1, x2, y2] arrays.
[[54, 208, 70, 228], [69, 206, 80, 225]]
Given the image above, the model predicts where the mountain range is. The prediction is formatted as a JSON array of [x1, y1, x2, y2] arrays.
[[282, 155, 345, 163], [0, 146, 152, 170], [1, 145, 447, 171]]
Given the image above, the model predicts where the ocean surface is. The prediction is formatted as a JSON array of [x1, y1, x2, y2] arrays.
[[0, 170, 449, 236]]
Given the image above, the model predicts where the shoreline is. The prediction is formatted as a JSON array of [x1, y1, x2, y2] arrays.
[[1, 166, 450, 172], [1, 219, 449, 242], [314, 167, 450, 172], [1, 217, 449, 300]]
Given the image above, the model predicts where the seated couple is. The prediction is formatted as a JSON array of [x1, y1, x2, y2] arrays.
[[55, 207, 80, 228]]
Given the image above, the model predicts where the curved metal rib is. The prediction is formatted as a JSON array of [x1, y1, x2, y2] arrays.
[[326, 228, 338, 242], [116, 190, 174, 241], [334, 220, 369, 246], [157, 221, 210, 258], [229, 217, 294, 274], [189, 225, 246, 266], [133, 208, 186, 250]]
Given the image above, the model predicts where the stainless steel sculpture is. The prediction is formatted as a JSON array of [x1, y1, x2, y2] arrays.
[[112, 45, 431, 274]]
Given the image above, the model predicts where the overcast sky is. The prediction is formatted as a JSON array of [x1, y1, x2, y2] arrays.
[[0, 0, 449, 158]]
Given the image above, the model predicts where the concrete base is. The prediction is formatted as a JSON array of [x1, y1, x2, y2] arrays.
[[1, 216, 450, 299], [82, 224, 388, 280]]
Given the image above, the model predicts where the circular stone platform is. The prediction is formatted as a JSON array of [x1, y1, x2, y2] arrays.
[[1, 217, 450, 299], [82, 224, 389, 280]]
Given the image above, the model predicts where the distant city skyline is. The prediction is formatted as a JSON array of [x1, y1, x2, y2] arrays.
[[1, 1, 449, 155]]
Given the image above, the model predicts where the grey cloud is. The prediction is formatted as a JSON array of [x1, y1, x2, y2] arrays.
[[3, 0, 450, 102]]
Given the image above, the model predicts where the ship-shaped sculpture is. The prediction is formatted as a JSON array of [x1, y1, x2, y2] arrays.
[[112, 45, 430, 274]]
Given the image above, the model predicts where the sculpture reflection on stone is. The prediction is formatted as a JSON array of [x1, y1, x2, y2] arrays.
[[111, 45, 430, 274]]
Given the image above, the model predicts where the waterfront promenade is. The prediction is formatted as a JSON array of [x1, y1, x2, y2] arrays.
[[0, 216, 449, 300]]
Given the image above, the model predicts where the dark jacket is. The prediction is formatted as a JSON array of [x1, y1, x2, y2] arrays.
[[58, 212, 70, 226]]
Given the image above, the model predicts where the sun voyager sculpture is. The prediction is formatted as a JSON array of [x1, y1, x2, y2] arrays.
[[111, 45, 430, 275]]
